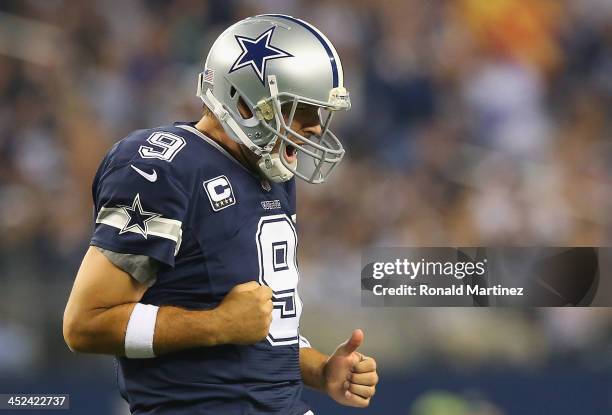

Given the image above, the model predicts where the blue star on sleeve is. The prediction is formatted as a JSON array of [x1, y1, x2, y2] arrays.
[[118, 193, 161, 239], [91, 162, 188, 267]]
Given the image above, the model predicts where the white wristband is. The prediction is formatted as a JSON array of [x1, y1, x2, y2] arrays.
[[299, 335, 312, 348], [125, 303, 159, 358]]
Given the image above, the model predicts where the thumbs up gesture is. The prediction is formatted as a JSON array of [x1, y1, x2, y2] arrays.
[[323, 329, 378, 407]]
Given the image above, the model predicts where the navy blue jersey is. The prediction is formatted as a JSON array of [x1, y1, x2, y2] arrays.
[[90, 122, 310, 415]]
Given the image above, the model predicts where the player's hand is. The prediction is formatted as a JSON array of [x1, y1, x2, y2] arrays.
[[323, 329, 378, 408], [213, 281, 273, 345]]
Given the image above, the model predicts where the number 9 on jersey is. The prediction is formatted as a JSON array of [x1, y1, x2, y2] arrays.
[[256, 214, 302, 346]]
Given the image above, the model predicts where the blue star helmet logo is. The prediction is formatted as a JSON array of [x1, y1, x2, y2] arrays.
[[229, 27, 293, 84]]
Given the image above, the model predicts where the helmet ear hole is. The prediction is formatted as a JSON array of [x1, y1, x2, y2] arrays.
[[236, 96, 253, 120], [230, 86, 237, 98]]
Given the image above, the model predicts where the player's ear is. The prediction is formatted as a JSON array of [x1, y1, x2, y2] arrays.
[[237, 96, 253, 119]]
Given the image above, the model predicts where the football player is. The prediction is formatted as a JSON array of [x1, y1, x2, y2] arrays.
[[63, 14, 378, 415]]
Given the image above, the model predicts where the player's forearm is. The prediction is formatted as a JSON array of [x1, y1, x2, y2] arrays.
[[300, 347, 329, 392], [64, 303, 219, 356], [64, 302, 136, 355], [153, 305, 219, 354]]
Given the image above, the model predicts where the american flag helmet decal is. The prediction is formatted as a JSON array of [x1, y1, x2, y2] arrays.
[[203, 67, 214, 84]]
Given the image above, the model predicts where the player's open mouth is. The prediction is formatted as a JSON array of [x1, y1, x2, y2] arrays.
[[285, 143, 298, 163]]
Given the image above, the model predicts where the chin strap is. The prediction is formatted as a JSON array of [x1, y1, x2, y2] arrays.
[[204, 89, 265, 156], [255, 75, 295, 182], [257, 152, 295, 183]]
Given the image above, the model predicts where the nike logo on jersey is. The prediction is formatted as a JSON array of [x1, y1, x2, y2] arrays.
[[131, 165, 158, 182]]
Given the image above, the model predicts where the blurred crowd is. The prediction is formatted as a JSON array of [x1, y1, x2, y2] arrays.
[[0, 0, 611, 404]]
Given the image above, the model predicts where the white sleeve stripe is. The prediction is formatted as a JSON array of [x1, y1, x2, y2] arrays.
[[299, 335, 311, 348], [96, 207, 183, 254]]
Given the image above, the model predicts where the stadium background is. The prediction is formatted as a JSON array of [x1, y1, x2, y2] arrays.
[[0, 0, 611, 413]]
